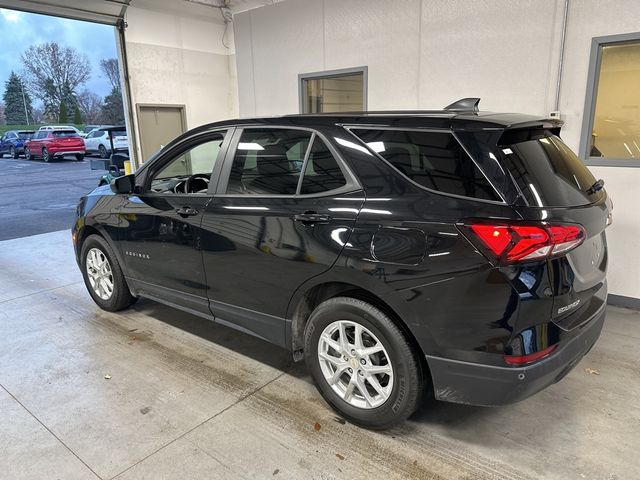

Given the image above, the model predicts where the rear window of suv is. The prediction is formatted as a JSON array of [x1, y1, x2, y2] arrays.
[[351, 129, 501, 202], [52, 130, 78, 138], [497, 129, 602, 207]]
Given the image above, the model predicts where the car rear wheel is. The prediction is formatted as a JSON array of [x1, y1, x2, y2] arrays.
[[42, 147, 50, 162], [80, 234, 137, 312], [304, 297, 424, 429], [99, 144, 108, 158], [10, 146, 18, 159], [24, 147, 31, 160], [75, 154, 85, 161]]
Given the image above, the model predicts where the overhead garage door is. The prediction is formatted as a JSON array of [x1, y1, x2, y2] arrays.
[[0, 0, 129, 25]]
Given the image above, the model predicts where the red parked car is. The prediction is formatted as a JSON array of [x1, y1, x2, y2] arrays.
[[24, 129, 85, 162]]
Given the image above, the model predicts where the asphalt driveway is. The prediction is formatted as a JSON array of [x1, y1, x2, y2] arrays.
[[0, 155, 106, 240]]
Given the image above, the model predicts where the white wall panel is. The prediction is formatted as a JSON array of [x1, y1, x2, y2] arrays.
[[418, 0, 562, 113], [124, 1, 237, 161], [559, 0, 640, 300], [323, 0, 421, 110], [233, 0, 640, 299], [248, 0, 324, 115]]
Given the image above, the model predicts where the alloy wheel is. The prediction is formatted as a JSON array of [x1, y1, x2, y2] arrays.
[[317, 320, 394, 409], [10, 146, 17, 159], [85, 248, 114, 300], [42, 148, 50, 162]]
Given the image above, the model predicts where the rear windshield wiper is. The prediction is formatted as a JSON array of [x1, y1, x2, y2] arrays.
[[586, 179, 605, 195]]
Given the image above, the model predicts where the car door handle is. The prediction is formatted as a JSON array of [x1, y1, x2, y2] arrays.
[[293, 212, 331, 225], [176, 206, 199, 217]]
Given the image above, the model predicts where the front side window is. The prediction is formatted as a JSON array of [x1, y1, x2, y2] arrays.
[[352, 129, 500, 201], [588, 41, 640, 161], [150, 133, 225, 194]]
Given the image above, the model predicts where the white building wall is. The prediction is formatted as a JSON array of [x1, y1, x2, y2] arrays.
[[233, 0, 640, 300], [123, 0, 238, 162]]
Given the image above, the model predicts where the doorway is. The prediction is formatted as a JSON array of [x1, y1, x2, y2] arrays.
[[137, 104, 187, 161]]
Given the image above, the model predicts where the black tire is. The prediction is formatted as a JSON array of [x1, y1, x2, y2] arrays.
[[24, 147, 32, 160], [10, 146, 18, 159], [42, 147, 50, 162], [98, 144, 108, 159], [80, 234, 137, 312], [75, 154, 85, 161], [304, 297, 424, 429]]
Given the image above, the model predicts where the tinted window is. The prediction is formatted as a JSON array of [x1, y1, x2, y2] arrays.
[[226, 129, 312, 195], [150, 134, 225, 194], [18, 132, 32, 140], [52, 130, 78, 138], [300, 137, 347, 194], [352, 129, 501, 201], [498, 130, 601, 207]]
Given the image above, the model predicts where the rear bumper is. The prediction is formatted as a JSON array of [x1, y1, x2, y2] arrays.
[[426, 306, 605, 406], [51, 148, 85, 156]]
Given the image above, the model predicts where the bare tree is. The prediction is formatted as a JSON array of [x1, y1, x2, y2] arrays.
[[100, 58, 121, 92], [21, 42, 90, 116], [77, 89, 103, 124]]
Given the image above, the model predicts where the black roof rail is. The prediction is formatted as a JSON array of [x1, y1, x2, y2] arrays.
[[444, 97, 481, 112]]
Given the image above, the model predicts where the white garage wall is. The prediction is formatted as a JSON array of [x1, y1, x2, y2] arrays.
[[123, 0, 238, 162], [233, 0, 640, 301]]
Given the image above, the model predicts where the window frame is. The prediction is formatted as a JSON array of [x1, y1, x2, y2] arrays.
[[298, 66, 368, 114], [580, 31, 640, 168], [141, 128, 233, 197], [344, 126, 507, 205], [215, 125, 361, 198]]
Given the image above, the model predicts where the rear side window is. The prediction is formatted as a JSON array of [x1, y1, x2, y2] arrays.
[[300, 137, 347, 194], [226, 129, 311, 195], [497, 130, 601, 207], [352, 129, 501, 201]]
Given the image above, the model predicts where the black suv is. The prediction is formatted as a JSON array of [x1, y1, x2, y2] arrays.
[[73, 98, 611, 429]]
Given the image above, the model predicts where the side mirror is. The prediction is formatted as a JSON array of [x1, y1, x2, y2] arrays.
[[110, 174, 135, 194]]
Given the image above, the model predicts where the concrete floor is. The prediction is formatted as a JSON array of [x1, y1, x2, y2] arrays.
[[1, 230, 638, 480]]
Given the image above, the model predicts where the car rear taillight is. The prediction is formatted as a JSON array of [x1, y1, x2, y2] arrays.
[[459, 221, 585, 264], [504, 344, 557, 365]]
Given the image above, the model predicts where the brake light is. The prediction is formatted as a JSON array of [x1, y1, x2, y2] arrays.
[[504, 344, 557, 365], [460, 221, 585, 264]]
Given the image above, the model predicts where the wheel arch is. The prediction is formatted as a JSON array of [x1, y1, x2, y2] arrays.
[[287, 277, 431, 381], [75, 223, 129, 278]]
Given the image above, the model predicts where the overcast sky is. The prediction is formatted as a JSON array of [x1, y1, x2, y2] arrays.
[[0, 8, 117, 105]]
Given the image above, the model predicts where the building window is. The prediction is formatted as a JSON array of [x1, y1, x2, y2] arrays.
[[582, 34, 640, 166], [299, 67, 367, 114]]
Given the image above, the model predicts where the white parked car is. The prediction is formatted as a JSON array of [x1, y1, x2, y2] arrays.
[[84, 127, 128, 158]]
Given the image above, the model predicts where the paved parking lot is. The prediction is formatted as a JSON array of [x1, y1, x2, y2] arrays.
[[1, 230, 639, 480], [0, 156, 105, 240]]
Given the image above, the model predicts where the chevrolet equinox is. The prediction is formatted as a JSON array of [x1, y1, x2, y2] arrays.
[[73, 98, 611, 429]]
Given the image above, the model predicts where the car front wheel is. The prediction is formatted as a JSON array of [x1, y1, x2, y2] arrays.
[[304, 297, 424, 429], [80, 234, 137, 311], [24, 147, 31, 160]]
